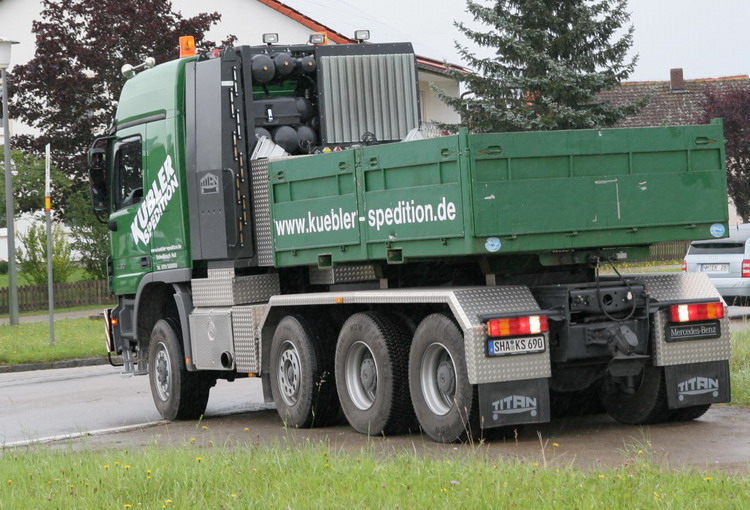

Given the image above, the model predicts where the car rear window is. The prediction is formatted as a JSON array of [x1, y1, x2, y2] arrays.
[[688, 242, 746, 255]]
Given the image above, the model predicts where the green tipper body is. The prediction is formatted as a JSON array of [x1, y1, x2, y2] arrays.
[[269, 121, 729, 268]]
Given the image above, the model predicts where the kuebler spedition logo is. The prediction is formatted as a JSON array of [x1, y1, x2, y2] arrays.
[[131, 155, 179, 247], [273, 197, 458, 236]]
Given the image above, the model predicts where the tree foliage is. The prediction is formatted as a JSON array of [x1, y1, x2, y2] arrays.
[[66, 188, 110, 280], [441, 0, 643, 132], [17, 220, 76, 285], [0, 148, 71, 225], [703, 88, 750, 222], [9, 0, 227, 196]]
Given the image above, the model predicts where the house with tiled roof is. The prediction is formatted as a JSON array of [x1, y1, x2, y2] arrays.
[[599, 68, 750, 128]]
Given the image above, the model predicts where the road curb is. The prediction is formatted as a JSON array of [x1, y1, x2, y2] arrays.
[[0, 357, 109, 374]]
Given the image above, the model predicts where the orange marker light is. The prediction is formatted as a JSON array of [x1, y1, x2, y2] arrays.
[[180, 36, 196, 58], [110, 317, 119, 327]]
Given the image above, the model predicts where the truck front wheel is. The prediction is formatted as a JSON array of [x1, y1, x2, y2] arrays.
[[148, 319, 212, 420], [409, 314, 478, 443], [335, 312, 414, 436], [269, 315, 339, 428]]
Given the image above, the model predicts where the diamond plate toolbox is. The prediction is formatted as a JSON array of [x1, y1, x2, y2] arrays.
[[192, 273, 280, 307]]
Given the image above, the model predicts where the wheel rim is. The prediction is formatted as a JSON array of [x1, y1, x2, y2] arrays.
[[154, 342, 171, 402], [277, 341, 302, 407], [420, 342, 456, 416], [344, 341, 378, 410]]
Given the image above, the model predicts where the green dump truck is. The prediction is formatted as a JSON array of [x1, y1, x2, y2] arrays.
[[89, 39, 732, 443]]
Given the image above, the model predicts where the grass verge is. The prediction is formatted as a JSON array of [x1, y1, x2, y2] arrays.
[[0, 442, 747, 509], [0, 317, 104, 365]]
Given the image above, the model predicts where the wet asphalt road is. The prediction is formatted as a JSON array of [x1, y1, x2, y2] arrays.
[[1, 309, 748, 470]]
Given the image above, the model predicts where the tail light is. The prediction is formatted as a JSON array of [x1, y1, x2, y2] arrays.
[[487, 315, 548, 337], [670, 302, 725, 323], [743, 260, 750, 278]]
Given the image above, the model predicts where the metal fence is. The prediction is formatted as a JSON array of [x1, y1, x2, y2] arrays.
[[0, 279, 114, 314], [638, 241, 691, 262], [0, 243, 690, 315]]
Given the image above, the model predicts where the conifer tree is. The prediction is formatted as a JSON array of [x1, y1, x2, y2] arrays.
[[442, 0, 642, 132]]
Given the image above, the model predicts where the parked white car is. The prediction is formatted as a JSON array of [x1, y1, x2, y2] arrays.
[[684, 224, 750, 306]]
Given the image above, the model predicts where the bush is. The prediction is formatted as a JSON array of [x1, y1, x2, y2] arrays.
[[16, 220, 76, 285], [0, 260, 8, 275]]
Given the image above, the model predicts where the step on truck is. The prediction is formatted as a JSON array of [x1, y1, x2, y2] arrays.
[[89, 36, 732, 443]]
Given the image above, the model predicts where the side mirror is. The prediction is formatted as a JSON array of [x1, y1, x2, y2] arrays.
[[87, 144, 109, 213]]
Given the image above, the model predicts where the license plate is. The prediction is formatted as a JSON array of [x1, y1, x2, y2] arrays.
[[487, 336, 546, 356], [700, 263, 728, 272]]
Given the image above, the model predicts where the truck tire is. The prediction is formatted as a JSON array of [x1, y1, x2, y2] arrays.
[[335, 311, 414, 436], [600, 364, 672, 425], [148, 319, 212, 421], [269, 315, 339, 428], [409, 313, 478, 443], [670, 404, 711, 422]]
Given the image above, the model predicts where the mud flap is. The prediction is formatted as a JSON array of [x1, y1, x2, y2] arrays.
[[663, 361, 731, 409], [478, 378, 550, 429]]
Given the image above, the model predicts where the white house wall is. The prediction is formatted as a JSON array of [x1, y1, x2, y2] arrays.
[[0, 0, 461, 129]]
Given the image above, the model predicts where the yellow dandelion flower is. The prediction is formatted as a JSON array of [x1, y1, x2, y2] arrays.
[[190, 437, 196, 444], [532, 463, 539, 467], [103, 465, 110, 470], [243, 427, 250, 432], [124, 505, 132, 509], [147, 470, 152, 475], [124, 465, 131, 470], [638, 450, 644, 455], [201, 425, 209, 430], [552, 442, 559, 447], [704, 477, 713, 482], [196, 457, 204, 463], [231, 494, 239, 498], [114, 461, 121, 466], [6, 480, 11, 485], [165, 498, 173, 504], [597, 474, 605, 479], [147, 476, 153, 480]]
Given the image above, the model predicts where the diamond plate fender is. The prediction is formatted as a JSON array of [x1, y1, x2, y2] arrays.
[[632, 273, 731, 366]]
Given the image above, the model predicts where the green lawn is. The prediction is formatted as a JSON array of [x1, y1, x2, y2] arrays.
[[0, 442, 747, 509], [0, 315, 105, 365]]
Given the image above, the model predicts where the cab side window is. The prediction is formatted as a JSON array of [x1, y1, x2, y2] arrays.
[[113, 136, 143, 210]]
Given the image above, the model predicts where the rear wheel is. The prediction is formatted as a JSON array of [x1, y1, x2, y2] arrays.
[[670, 404, 711, 422], [269, 315, 339, 428], [148, 319, 212, 421], [335, 312, 414, 436], [409, 314, 478, 443], [600, 365, 672, 425]]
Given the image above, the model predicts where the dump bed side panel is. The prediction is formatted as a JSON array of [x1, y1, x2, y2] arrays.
[[268, 122, 728, 268]]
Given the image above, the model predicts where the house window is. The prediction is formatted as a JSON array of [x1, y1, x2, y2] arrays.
[[113, 136, 143, 210]]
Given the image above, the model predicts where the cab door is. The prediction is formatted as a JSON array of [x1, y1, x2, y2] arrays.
[[109, 130, 150, 295]]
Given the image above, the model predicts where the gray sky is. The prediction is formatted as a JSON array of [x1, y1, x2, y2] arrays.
[[296, 0, 749, 82]]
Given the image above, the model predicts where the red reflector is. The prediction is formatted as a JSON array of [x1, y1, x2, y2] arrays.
[[682, 260, 687, 272], [743, 260, 750, 278], [670, 302, 725, 323], [487, 315, 548, 337], [110, 318, 119, 327]]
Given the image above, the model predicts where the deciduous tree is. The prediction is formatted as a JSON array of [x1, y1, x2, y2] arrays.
[[703, 88, 750, 222]]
